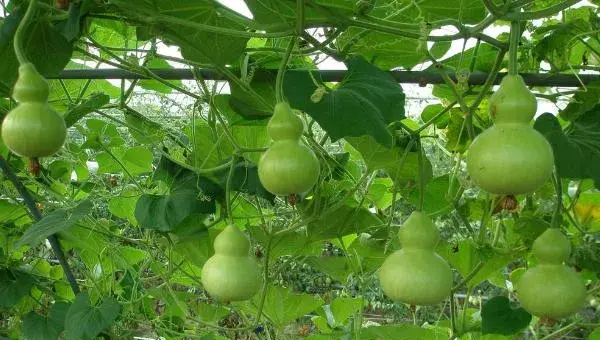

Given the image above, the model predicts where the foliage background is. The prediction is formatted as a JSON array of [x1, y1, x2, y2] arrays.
[[0, 0, 600, 339]]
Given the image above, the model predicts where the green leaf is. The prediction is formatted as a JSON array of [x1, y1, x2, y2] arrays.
[[304, 256, 350, 282], [338, 27, 451, 70], [245, 0, 354, 26], [307, 205, 383, 241], [229, 70, 277, 118], [0, 9, 73, 96], [560, 82, 600, 121], [17, 200, 93, 247], [138, 57, 182, 93], [534, 109, 600, 188], [360, 324, 450, 339], [440, 241, 517, 288], [111, 0, 248, 65], [481, 296, 531, 335], [124, 108, 168, 145], [445, 110, 483, 153], [64, 293, 121, 340], [285, 56, 405, 147], [408, 175, 460, 217], [421, 104, 451, 128], [108, 187, 140, 226], [0, 269, 35, 308], [243, 285, 324, 326], [589, 328, 600, 340], [63, 93, 110, 128], [0, 199, 30, 225], [346, 135, 432, 185], [22, 302, 70, 340], [135, 173, 220, 232], [329, 297, 362, 327]]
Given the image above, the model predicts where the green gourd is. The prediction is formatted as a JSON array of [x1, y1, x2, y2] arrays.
[[466, 75, 554, 195], [258, 102, 320, 195], [516, 228, 586, 319], [379, 211, 453, 305], [201, 225, 262, 301], [1, 63, 67, 157]]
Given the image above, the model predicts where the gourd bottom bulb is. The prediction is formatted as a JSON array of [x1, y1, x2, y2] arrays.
[[467, 124, 554, 195], [1, 103, 67, 157]]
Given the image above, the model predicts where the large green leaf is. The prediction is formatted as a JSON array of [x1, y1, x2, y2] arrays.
[[0, 269, 35, 308], [242, 285, 324, 326], [360, 324, 450, 339], [534, 108, 600, 188], [346, 135, 432, 185], [307, 204, 383, 241], [135, 173, 220, 232], [17, 200, 93, 247], [138, 57, 182, 93], [111, 0, 248, 65], [22, 302, 70, 340], [338, 29, 451, 70], [0, 7, 73, 96], [284, 56, 405, 147], [374, 0, 486, 25], [63, 93, 110, 128], [64, 293, 121, 340], [245, 0, 354, 27], [439, 241, 518, 288], [481, 296, 531, 335]]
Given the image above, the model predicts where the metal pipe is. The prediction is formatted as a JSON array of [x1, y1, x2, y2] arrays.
[[51, 68, 600, 87]]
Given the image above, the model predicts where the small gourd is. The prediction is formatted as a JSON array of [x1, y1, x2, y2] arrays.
[[258, 102, 320, 195], [379, 211, 453, 305], [1, 63, 67, 157], [466, 75, 554, 195], [201, 225, 262, 301], [516, 228, 586, 319]]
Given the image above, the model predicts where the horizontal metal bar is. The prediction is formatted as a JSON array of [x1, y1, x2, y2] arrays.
[[52, 68, 599, 87]]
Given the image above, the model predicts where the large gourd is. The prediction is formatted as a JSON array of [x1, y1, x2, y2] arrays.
[[1, 63, 66, 157], [516, 228, 586, 319], [466, 75, 554, 194], [201, 225, 262, 301], [379, 211, 453, 305], [258, 102, 320, 195]]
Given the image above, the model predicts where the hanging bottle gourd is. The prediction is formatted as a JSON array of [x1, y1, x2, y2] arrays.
[[201, 225, 262, 301], [258, 102, 320, 196], [466, 23, 554, 195], [1, 63, 67, 158], [379, 211, 453, 305], [516, 228, 586, 319]]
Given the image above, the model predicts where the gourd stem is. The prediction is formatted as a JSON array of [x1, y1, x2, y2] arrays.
[[275, 38, 296, 103], [225, 158, 237, 222], [416, 139, 426, 211], [508, 21, 521, 75], [14, 0, 38, 65]]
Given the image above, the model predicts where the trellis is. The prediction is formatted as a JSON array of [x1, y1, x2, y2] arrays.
[[51, 69, 600, 87]]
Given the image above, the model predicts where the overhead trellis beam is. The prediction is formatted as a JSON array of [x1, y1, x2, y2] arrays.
[[51, 69, 600, 87]]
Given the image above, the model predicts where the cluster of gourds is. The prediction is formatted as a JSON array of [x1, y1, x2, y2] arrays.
[[376, 72, 585, 318], [201, 73, 586, 321], [0, 3, 585, 321]]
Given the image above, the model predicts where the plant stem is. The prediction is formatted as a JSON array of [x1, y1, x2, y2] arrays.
[[508, 21, 521, 75], [14, 0, 38, 64], [503, 0, 581, 21], [0, 155, 80, 294], [550, 171, 563, 228], [225, 158, 237, 222], [276, 38, 296, 103], [255, 236, 273, 325], [416, 139, 426, 212]]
